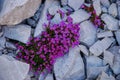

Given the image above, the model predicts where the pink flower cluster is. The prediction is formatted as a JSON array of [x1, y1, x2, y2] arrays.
[[81, 4, 104, 28], [16, 16, 80, 73]]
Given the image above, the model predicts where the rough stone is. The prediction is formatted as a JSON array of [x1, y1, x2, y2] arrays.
[[48, 5, 60, 15], [79, 45, 89, 56], [115, 30, 120, 45], [93, 0, 101, 16], [70, 9, 90, 23], [97, 31, 113, 38], [87, 66, 109, 79], [54, 46, 85, 80], [0, 37, 6, 49], [4, 24, 31, 43], [116, 74, 120, 80], [51, 13, 62, 24], [89, 37, 115, 56], [27, 19, 36, 27], [108, 3, 117, 17], [101, 6, 108, 13], [80, 21, 97, 46], [101, 14, 119, 31], [100, 0, 110, 8], [61, 0, 68, 6], [103, 50, 114, 66], [0, 55, 29, 80], [0, 0, 42, 25], [97, 71, 115, 80], [44, 74, 53, 80], [68, 0, 84, 10], [86, 56, 103, 67], [108, 46, 120, 75], [5, 42, 16, 50], [34, 0, 55, 37]]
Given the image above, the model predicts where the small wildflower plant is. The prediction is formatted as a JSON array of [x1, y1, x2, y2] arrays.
[[16, 16, 80, 73], [81, 4, 104, 28]]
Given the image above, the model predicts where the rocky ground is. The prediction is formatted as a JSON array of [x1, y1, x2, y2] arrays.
[[0, 0, 120, 80]]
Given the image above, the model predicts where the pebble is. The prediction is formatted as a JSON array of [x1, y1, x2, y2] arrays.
[[97, 31, 113, 38], [93, 0, 101, 16], [115, 30, 120, 45], [108, 3, 117, 17], [89, 37, 115, 56]]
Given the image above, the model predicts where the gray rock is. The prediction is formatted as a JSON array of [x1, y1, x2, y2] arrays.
[[108, 46, 120, 75], [4, 24, 31, 43], [70, 9, 90, 23], [103, 50, 114, 66], [97, 31, 113, 38], [33, 4, 44, 21], [101, 14, 119, 31], [97, 71, 115, 80], [39, 70, 48, 80], [51, 13, 62, 24], [61, 0, 68, 6], [89, 37, 115, 56], [87, 66, 109, 79], [48, 5, 60, 15], [34, 0, 55, 37], [101, 6, 108, 13], [5, 42, 16, 50], [100, 0, 110, 8], [0, 55, 29, 80], [86, 56, 103, 67], [108, 3, 117, 17], [24, 75, 31, 80], [68, 0, 84, 10], [0, 0, 42, 25], [54, 46, 85, 80], [79, 45, 89, 56], [0, 37, 6, 49], [44, 74, 53, 80], [115, 30, 120, 45], [116, 74, 120, 80], [93, 0, 101, 16], [27, 19, 36, 27], [80, 21, 97, 46]]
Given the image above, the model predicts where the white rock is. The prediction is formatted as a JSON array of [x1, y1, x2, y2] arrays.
[[116, 74, 120, 80], [0, 37, 6, 49], [34, 0, 55, 37], [103, 50, 114, 66], [70, 9, 90, 23], [100, 0, 110, 8], [27, 19, 36, 27], [48, 5, 60, 15], [97, 31, 113, 38], [108, 3, 117, 17], [54, 46, 85, 80], [0, 55, 29, 80], [79, 45, 89, 56], [4, 24, 31, 43], [5, 42, 16, 50], [80, 21, 97, 46], [0, 0, 42, 25], [39, 70, 48, 80], [87, 66, 109, 79], [93, 0, 101, 16], [115, 30, 120, 45], [86, 56, 103, 67], [68, 0, 84, 10], [24, 75, 31, 80], [89, 37, 115, 56], [101, 14, 119, 31], [108, 46, 120, 75], [97, 71, 115, 80], [44, 74, 53, 80], [101, 6, 108, 13], [61, 0, 68, 6], [51, 13, 62, 24]]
